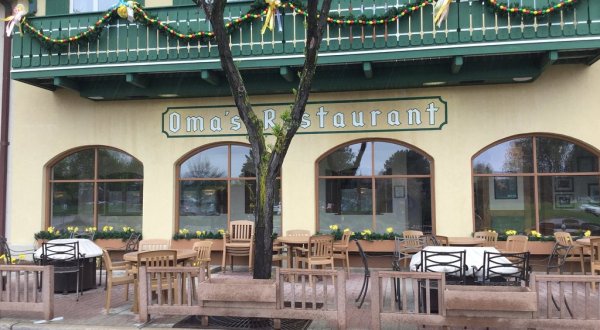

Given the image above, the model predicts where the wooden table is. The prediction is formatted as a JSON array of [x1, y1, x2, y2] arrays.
[[123, 249, 197, 263], [448, 237, 486, 246], [276, 236, 310, 268]]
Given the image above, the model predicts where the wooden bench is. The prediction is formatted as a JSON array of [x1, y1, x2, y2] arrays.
[[138, 267, 346, 329], [0, 265, 54, 320]]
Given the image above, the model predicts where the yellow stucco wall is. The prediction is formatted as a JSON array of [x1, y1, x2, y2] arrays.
[[6, 64, 600, 246]]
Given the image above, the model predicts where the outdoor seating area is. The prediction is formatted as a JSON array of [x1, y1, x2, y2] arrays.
[[0, 232, 599, 329]]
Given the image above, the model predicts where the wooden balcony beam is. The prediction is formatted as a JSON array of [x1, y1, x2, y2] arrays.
[[451, 56, 463, 74], [540, 51, 558, 71], [201, 70, 220, 86], [279, 66, 295, 82], [53, 77, 78, 91], [363, 62, 373, 79], [125, 73, 148, 88]]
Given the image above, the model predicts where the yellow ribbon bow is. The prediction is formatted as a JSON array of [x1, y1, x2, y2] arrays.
[[2, 4, 26, 37], [261, 0, 281, 34], [433, 0, 452, 28]]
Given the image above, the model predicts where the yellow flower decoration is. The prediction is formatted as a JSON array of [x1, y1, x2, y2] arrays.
[[584, 230, 591, 237], [122, 226, 132, 232], [343, 228, 351, 233], [386, 227, 394, 234], [329, 224, 339, 231], [179, 228, 189, 235], [530, 230, 542, 238], [196, 230, 206, 237], [102, 225, 114, 232], [361, 229, 372, 236], [47, 226, 55, 234], [505, 230, 517, 236], [218, 229, 225, 235]]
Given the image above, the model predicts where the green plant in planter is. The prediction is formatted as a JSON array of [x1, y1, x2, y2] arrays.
[[94, 226, 141, 240], [172, 228, 225, 240], [34, 226, 63, 240], [326, 224, 399, 241]]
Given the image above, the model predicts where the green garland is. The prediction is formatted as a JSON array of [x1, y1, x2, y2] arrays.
[[19, 0, 578, 50]]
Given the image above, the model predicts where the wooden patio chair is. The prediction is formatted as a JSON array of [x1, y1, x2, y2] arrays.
[[393, 231, 425, 269], [221, 220, 254, 272], [295, 235, 335, 283], [192, 240, 213, 279], [590, 238, 600, 290], [133, 250, 178, 312], [553, 232, 586, 274], [503, 235, 529, 253], [101, 249, 134, 312], [272, 239, 287, 268], [285, 229, 310, 236], [545, 242, 574, 317], [333, 230, 352, 277], [138, 239, 170, 251], [474, 231, 498, 247]]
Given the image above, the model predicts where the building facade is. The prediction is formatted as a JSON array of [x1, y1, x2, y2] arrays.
[[3, 0, 600, 248]]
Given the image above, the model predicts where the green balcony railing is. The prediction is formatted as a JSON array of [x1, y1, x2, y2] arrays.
[[10, 0, 600, 79]]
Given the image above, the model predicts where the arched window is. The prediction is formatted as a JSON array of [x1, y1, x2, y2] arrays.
[[473, 134, 600, 235], [317, 140, 433, 233], [176, 144, 282, 233], [49, 147, 143, 231]]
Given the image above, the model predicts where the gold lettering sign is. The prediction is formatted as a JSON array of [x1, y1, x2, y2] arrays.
[[162, 97, 447, 137]]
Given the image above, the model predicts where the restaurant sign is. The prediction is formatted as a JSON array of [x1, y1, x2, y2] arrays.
[[162, 97, 447, 137]]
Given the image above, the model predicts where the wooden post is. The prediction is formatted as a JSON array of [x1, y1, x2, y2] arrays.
[[42, 266, 54, 321], [138, 267, 149, 322], [370, 271, 380, 330], [336, 270, 346, 329]]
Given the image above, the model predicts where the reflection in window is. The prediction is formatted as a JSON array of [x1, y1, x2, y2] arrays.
[[473, 135, 600, 236], [177, 144, 282, 234], [318, 141, 432, 233], [49, 147, 143, 231], [71, 0, 114, 13]]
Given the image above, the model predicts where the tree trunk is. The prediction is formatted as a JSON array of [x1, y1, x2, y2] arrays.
[[252, 171, 277, 279]]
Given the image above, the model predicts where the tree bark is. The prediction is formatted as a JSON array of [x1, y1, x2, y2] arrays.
[[200, 0, 332, 279]]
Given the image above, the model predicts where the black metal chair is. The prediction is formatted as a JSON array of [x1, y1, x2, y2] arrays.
[[354, 239, 370, 309], [475, 251, 530, 286], [40, 241, 84, 300], [416, 249, 467, 284], [546, 242, 574, 317], [72, 231, 95, 240]]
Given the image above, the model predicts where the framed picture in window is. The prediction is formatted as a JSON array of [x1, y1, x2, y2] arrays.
[[555, 194, 575, 209], [393, 185, 405, 198], [554, 177, 574, 192], [493, 177, 518, 199]]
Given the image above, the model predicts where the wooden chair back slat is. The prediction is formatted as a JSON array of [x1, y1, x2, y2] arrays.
[[474, 231, 498, 247]]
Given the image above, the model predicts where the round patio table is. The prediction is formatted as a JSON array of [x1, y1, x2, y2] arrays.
[[447, 237, 486, 246], [123, 249, 197, 263], [276, 236, 310, 268]]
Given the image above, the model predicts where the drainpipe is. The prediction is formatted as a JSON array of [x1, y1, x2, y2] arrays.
[[0, 0, 12, 237]]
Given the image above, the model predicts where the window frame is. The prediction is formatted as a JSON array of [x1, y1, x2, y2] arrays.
[[45, 146, 144, 229], [471, 133, 600, 233], [315, 138, 435, 233], [175, 142, 282, 233]]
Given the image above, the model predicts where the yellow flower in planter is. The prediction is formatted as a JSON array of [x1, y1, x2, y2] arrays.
[[47, 226, 55, 234], [329, 224, 339, 231], [505, 229, 517, 236], [584, 230, 591, 237], [218, 229, 225, 235], [530, 230, 542, 238], [196, 230, 206, 237], [84, 226, 96, 233], [102, 225, 113, 232], [386, 227, 394, 234], [122, 226, 133, 232], [179, 228, 189, 235], [343, 228, 350, 233]]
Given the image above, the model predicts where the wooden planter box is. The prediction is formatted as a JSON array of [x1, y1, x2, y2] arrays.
[[170, 238, 224, 251], [347, 239, 395, 253], [444, 285, 537, 318]]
